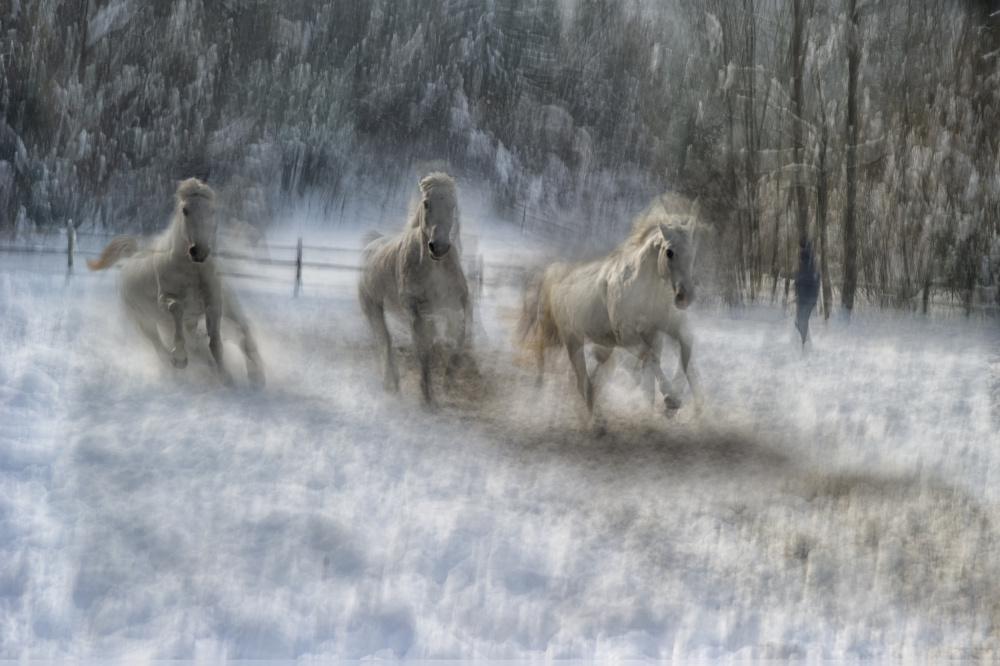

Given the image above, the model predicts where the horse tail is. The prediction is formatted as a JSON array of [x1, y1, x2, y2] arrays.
[[87, 235, 139, 271], [517, 267, 561, 357]]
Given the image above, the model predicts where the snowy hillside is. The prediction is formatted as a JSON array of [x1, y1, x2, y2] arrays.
[[1, 220, 999, 661]]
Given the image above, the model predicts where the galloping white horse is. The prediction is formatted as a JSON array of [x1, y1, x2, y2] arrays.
[[88, 178, 264, 386], [520, 194, 701, 416], [358, 172, 471, 405]]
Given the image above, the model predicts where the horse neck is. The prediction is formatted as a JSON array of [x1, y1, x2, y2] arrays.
[[627, 235, 661, 278], [407, 204, 424, 230], [405, 207, 429, 245], [162, 212, 188, 257]]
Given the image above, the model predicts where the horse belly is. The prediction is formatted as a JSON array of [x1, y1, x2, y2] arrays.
[[359, 240, 402, 309], [119, 258, 162, 319], [618, 281, 674, 338], [552, 275, 614, 346], [119, 256, 210, 326]]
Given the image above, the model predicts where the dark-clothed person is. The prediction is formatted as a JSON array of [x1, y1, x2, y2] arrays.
[[795, 238, 819, 346]]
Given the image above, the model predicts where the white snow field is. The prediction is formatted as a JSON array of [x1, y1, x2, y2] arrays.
[[2, 216, 1000, 662]]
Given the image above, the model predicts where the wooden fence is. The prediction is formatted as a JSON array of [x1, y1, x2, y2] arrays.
[[0, 223, 486, 299], [1, 224, 994, 317]]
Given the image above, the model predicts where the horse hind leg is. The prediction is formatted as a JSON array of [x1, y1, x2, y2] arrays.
[[121, 290, 173, 367], [565, 337, 593, 414], [227, 316, 265, 388], [239, 331, 265, 388], [407, 305, 435, 406], [444, 307, 477, 390], [133, 316, 173, 367], [588, 345, 616, 409], [362, 298, 399, 393], [535, 349, 545, 388], [223, 296, 265, 387]]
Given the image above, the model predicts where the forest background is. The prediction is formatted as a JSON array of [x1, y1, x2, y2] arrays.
[[2, 0, 999, 313]]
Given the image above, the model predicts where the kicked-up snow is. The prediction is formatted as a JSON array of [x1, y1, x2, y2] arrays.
[[1, 221, 999, 661]]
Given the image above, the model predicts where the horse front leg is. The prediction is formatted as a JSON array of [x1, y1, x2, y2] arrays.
[[623, 332, 675, 411], [224, 296, 265, 388], [673, 324, 704, 412], [444, 302, 477, 389], [407, 300, 435, 406], [565, 336, 592, 414], [205, 300, 233, 385], [161, 294, 188, 369], [648, 342, 681, 410]]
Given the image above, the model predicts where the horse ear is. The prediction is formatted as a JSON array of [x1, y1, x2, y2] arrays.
[[657, 219, 672, 241]]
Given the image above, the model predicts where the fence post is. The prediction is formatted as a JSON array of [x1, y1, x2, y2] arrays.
[[294, 237, 303, 298], [66, 220, 76, 276]]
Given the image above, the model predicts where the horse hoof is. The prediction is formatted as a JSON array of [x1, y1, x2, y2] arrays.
[[663, 395, 682, 411], [587, 412, 607, 437], [172, 356, 188, 369], [462, 356, 481, 377]]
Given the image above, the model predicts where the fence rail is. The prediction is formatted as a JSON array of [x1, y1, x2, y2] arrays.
[[0, 227, 486, 299], [2, 227, 994, 317]]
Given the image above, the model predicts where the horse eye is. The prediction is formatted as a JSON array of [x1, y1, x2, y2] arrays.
[[423, 200, 430, 211], [666, 248, 674, 259], [182, 207, 189, 216]]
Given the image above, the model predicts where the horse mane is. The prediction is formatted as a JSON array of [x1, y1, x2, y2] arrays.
[[406, 172, 457, 229], [175, 177, 215, 206], [619, 192, 698, 251]]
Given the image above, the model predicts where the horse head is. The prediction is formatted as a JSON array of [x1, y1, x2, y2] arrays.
[[176, 178, 217, 263], [655, 217, 697, 310], [417, 172, 458, 261]]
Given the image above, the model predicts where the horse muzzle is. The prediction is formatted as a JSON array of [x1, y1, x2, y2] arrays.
[[428, 241, 450, 260], [189, 244, 211, 263], [675, 288, 693, 310]]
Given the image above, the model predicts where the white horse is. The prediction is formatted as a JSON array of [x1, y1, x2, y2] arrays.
[[519, 193, 701, 417], [88, 178, 264, 387], [358, 172, 471, 405]]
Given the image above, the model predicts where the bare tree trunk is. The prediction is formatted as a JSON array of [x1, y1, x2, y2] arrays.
[[791, 0, 809, 244], [841, 0, 860, 315], [742, 0, 762, 301], [770, 175, 782, 302], [816, 125, 832, 319], [78, 0, 90, 80]]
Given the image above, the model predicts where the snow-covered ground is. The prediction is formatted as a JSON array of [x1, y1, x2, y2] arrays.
[[2, 215, 1000, 662]]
